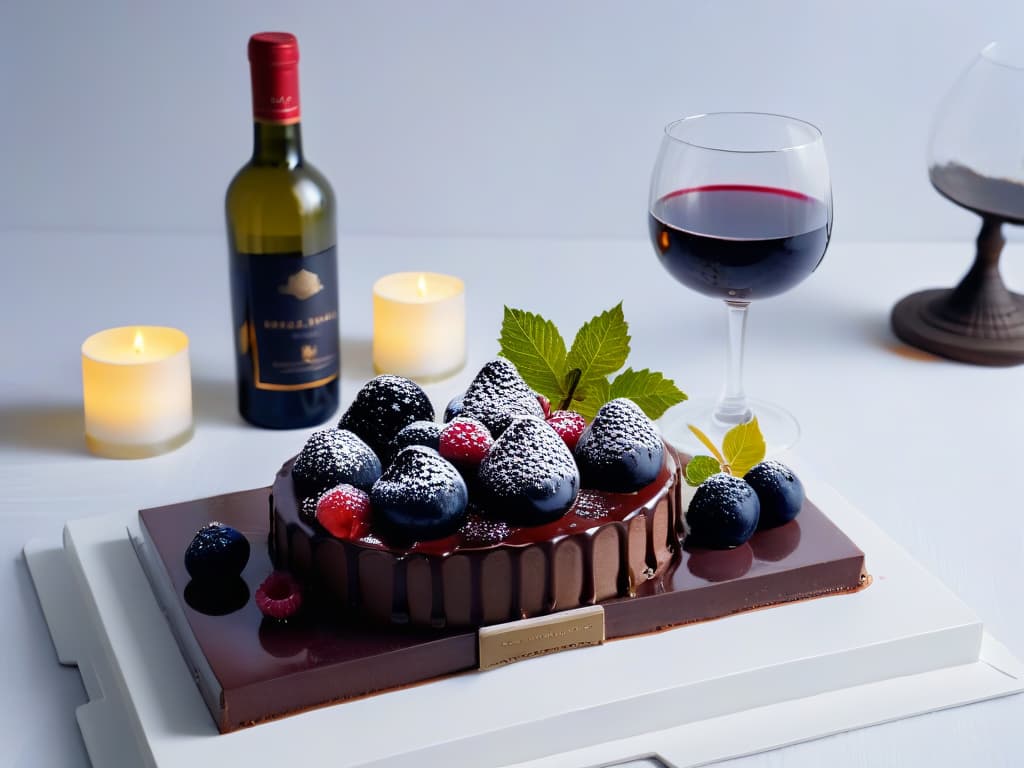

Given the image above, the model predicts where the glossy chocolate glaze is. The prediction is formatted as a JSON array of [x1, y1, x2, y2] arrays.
[[270, 450, 683, 627], [136, 466, 866, 733]]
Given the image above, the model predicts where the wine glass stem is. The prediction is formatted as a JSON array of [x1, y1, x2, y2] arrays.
[[713, 300, 753, 428]]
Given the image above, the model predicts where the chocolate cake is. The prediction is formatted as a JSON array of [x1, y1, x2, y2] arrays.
[[270, 447, 682, 628], [132, 363, 869, 733]]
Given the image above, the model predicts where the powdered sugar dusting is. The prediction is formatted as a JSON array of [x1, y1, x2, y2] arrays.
[[462, 358, 546, 435], [371, 446, 466, 507], [439, 416, 493, 463], [479, 417, 579, 499], [746, 459, 794, 490], [300, 496, 318, 522], [688, 473, 759, 531], [392, 420, 442, 453], [459, 514, 512, 547], [292, 428, 382, 496], [338, 375, 434, 457], [572, 490, 611, 520], [575, 399, 661, 464]]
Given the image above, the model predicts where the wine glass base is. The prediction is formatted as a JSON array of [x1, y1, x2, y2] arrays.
[[657, 397, 800, 458], [891, 288, 1024, 366]]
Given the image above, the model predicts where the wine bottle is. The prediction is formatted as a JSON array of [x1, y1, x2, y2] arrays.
[[226, 32, 339, 429]]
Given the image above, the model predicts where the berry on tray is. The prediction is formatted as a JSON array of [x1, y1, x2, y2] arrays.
[[392, 420, 443, 453], [316, 484, 372, 541], [574, 398, 664, 493], [292, 428, 382, 499], [744, 460, 804, 529], [478, 416, 580, 525], [255, 571, 304, 621], [443, 391, 466, 422], [461, 358, 546, 436], [439, 417, 493, 467], [370, 446, 469, 543], [686, 474, 761, 549], [338, 375, 435, 460], [546, 409, 586, 451], [184, 522, 251, 582]]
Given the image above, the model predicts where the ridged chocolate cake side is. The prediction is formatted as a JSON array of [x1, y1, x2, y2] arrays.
[[270, 449, 682, 628]]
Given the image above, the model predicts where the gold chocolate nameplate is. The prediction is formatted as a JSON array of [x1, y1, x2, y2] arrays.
[[477, 605, 605, 671]]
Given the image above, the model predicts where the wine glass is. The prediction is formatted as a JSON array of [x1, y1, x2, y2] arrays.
[[648, 112, 833, 453], [891, 41, 1024, 365]]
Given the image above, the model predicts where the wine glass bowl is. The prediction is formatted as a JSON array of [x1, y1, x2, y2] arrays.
[[929, 42, 1024, 225], [892, 42, 1024, 366], [648, 112, 833, 451]]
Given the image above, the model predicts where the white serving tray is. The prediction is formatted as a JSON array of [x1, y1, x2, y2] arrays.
[[24, 459, 1024, 768]]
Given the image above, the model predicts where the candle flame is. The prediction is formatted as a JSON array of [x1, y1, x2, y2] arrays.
[[416, 274, 428, 298], [133, 329, 145, 354]]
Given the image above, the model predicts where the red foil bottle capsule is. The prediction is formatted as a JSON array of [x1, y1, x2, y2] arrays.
[[248, 32, 301, 125]]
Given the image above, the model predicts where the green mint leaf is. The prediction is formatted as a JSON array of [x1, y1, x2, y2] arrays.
[[721, 417, 766, 477], [570, 376, 610, 420], [609, 368, 688, 420], [565, 302, 630, 390], [685, 455, 722, 487], [498, 306, 569, 401]]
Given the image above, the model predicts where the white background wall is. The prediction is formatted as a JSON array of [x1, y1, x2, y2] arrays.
[[5, 0, 1024, 241]]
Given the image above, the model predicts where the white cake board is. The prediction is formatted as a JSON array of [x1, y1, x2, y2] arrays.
[[23, 460, 1024, 768]]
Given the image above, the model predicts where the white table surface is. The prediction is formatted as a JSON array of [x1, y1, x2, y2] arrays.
[[3, 230, 1023, 767]]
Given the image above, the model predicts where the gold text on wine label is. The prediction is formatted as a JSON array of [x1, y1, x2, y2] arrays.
[[263, 311, 337, 331]]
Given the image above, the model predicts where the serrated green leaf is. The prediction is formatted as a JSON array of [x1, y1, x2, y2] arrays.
[[685, 455, 722, 487], [722, 417, 766, 477], [609, 368, 688, 420], [565, 303, 630, 390], [570, 376, 610, 420], [498, 306, 569, 401]]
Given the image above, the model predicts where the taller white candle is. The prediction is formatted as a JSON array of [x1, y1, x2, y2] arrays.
[[373, 272, 466, 381], [81, 326, 193, 459]]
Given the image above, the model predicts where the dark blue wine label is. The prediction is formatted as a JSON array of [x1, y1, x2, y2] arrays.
[[240, 247, 339, 391]]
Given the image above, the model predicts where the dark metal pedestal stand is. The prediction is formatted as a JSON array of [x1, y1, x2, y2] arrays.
[[891, 217, 1024, 366]]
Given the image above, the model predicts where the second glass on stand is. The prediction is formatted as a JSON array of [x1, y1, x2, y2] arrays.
[[647, 112, 833, 454]]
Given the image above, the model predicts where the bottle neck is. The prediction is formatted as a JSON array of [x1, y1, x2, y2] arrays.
[[252, 122, 303, 168]]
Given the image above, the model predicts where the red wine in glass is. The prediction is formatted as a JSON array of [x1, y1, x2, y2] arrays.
[[649, 185, 830, 301], [648, 112, 833, 453]]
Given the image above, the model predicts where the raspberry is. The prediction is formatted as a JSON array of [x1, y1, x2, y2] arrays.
[[255, 571, 303, 621], [546, 410, 587, 451], [438, 417, 493, 466], [535, 392, 552, 418], [316, 483, 372, 540]]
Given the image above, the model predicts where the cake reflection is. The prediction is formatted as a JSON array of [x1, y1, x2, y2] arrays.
[[686, 544, 754, 582], [184, 577, 249, 616], [750, 520, 802, 562]]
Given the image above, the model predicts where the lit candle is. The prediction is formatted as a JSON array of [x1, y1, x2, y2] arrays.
[[373, 272, 466, 381], [81, 326, 193, 459]]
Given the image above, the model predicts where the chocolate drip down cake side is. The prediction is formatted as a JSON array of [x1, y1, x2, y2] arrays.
[[136, 359, 867, 732]]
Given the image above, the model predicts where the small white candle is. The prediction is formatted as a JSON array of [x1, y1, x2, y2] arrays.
[[373, 272, 466, 381], [81, 326, 193, 459]]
